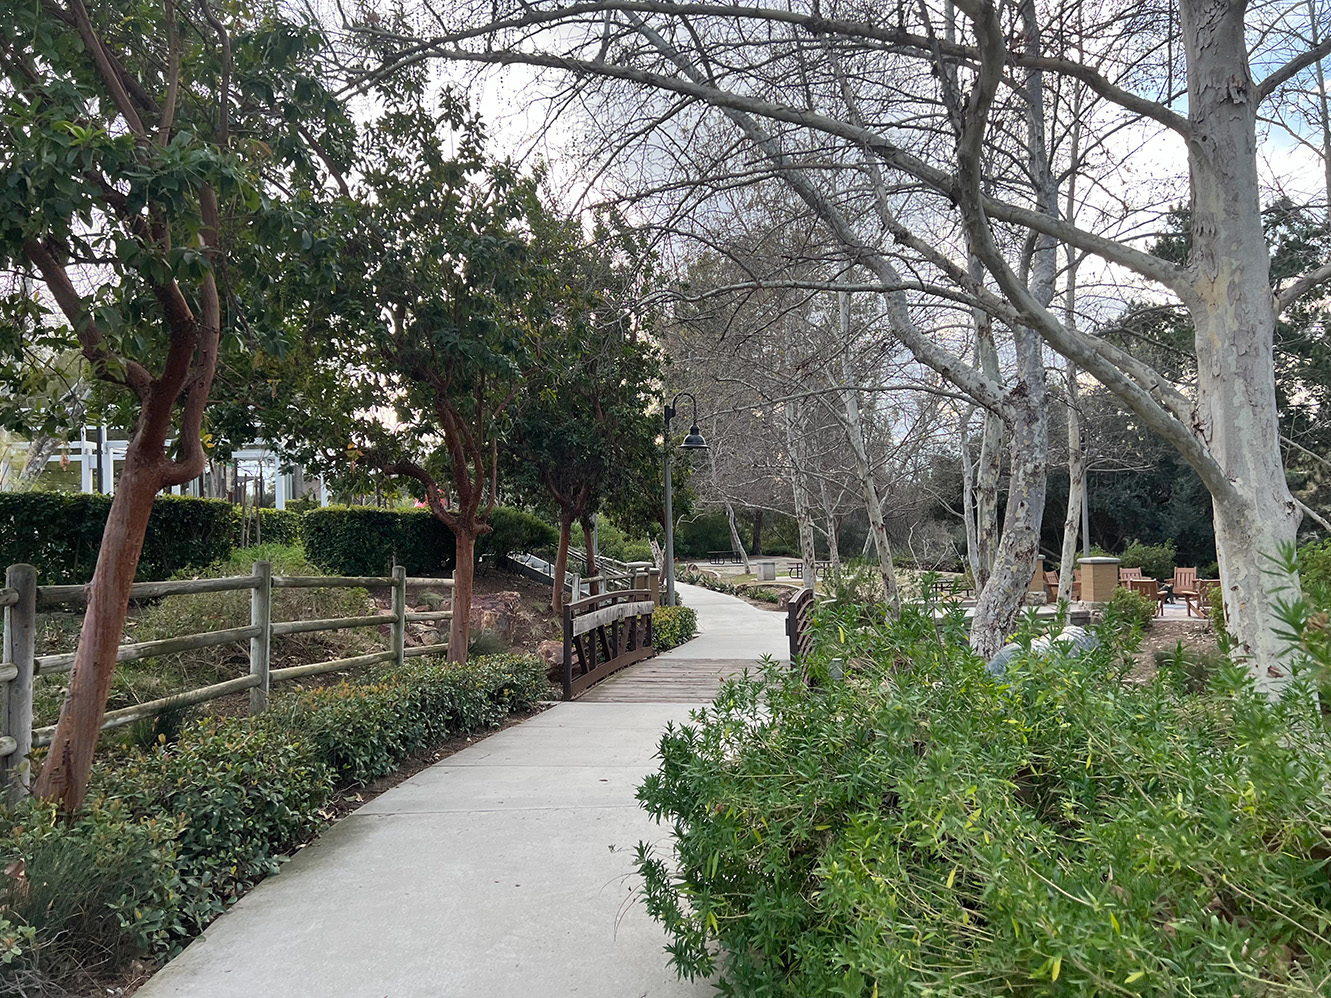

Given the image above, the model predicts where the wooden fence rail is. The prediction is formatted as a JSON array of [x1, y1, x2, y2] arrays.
[[0, 561, 453, 801]]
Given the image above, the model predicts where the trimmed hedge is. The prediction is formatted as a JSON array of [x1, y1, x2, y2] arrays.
[[301, 506, 453, 575], [0, 492, 236, 584], [301, 505, 557, 576], [0, 654, 549, 981], [239, 507, 303, 547]]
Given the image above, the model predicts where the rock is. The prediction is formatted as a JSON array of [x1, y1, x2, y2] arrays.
[[467, 591, 521, 641], [537, 639, 565, 682]]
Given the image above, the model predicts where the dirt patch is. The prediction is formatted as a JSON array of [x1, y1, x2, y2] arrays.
[[1127, 617, 1219, 682]]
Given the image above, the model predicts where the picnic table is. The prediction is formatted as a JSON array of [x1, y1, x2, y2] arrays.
[[788, 561, 834, 580]]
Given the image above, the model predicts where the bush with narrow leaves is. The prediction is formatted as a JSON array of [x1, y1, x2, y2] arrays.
[[637, 603, 1331, 997]]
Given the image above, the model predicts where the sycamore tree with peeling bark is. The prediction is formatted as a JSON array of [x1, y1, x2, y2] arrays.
[[338, 0, 1331, 689], [0, 2, 352, 810]]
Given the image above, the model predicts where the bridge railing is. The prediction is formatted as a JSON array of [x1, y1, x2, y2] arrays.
[[561, 588, 655, 700], [0, 561, 453, 801]]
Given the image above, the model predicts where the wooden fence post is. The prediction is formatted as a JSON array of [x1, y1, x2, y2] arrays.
[[392, 565, 406, 667], [647, 568, 661, 606], [570, 574, 581, 603], [2, 564, 36, 800], [249, 560, 272, 714]]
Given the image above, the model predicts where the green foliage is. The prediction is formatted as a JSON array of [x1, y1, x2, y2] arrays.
[[653, 605, 698, 650], [636, 606, 1331, 996], [0, 800, 194, 977], [301, 505, 454, 575], [240, 508, 303, 547], [93, 722, 334, 909], [1, 656, 547, 978], [578, 519, 654, 563], [1116, 538, 1177, 582], [259, 654, 548, 787], [300, 505, 556, 575], [468, 628, 508, 657], [672, 513, 737, 559], [482, 507, 559, 562], [824, 561, 889, 620], [1104, 584, 1157, 632], [0, 492, 235, 583], [1154, 643, 1227, 695], [503, 218, 665, 540], [1298, 538, 1331, 610]]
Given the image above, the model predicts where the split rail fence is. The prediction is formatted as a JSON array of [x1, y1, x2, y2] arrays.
[[0, 561, 452, 799]]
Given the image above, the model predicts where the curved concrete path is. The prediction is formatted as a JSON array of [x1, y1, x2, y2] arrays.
[[136, 583, 786, 998]]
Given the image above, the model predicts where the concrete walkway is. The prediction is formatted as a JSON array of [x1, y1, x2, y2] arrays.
[[137, 583, 786, 998]]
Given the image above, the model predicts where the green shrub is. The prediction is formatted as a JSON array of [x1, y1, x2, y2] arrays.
[[653, 605, 698, 650], [1104, 584, 1157, 632], [637, 607, 1331, 996], [93, 721, 334, 908], [301, 505, 557, 576], [1299, 538, 1331, 610], [260, 654, 549, 786], [0, 492, 235, 583], [1117, 537, 1177, 582], [237, 507, 302, 546], [302, 505, 454, 576], [483, 507, 559, 561], [0, 799, 196, 976]]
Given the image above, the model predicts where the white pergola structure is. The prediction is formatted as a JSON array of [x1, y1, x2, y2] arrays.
[[21, 428, 328, 507]]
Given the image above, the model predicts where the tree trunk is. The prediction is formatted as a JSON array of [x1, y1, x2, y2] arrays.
[[31, 447, 162, 810], [819, 481, 841, 575], [1183, 0, 1301, 692], [580, 514, 600, 595], [449, 526, 476, 664], [970, 5, 1057, 659], [843, 386, 901, 614], [723, 501, 751, 572], [552, 512, 572, 612], [969, 326, 1050, 659], [971, 257, 1004, 590], [784, 401, 817, 589], [1058, 363, 1086, 603], [749, 509, 763, 556], [840, 293, 900, 612]]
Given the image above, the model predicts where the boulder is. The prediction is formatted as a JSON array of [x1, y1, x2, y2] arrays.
[[468, 591, 521, 641]]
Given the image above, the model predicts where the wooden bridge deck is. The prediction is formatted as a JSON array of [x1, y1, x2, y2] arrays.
[[577, 657, 759, 702]]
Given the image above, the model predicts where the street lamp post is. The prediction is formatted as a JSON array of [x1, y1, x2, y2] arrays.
[[663, 391, 708, 606]]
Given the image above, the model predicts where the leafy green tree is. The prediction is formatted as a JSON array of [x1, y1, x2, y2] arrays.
[[258, 96, 558, 660], [0, 2, 350, 810], [504, 226, 663, 609]]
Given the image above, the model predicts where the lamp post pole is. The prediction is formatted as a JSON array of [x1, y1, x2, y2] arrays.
[[663, 392, 708, 607], [664, 432, 676, 606]]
